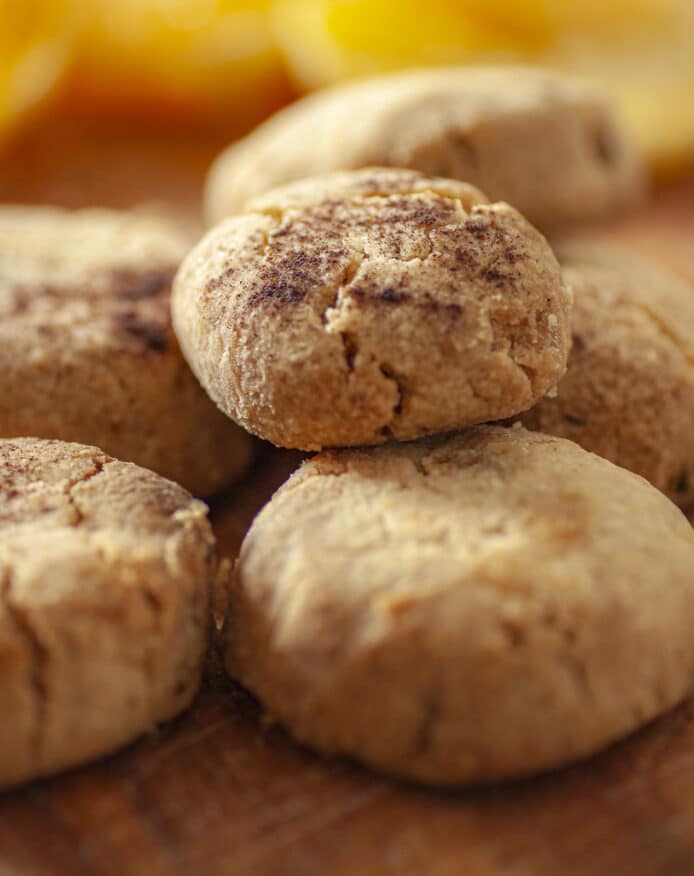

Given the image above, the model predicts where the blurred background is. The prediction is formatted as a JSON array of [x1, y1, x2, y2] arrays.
[[1, 0, 693, 215]]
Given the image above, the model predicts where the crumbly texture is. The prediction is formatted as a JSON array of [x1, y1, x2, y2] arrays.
[[174, 168, 571, 450], [0, 206, 251, 497], [205, 66, 645, 230], [0, 437, 216, 789], [521, 240, 694, 508], [226, 426, 694, 787]]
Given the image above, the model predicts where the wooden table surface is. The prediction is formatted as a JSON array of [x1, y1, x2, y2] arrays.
[[1, 116, 693, 876]]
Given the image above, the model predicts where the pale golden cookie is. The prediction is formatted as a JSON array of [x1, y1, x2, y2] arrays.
[[205, 66, 645, 230], [0, 206, 251, 497], [226, 427, 694, 787], [521, 240, 694, 507], [174, 169, 571, 450], [0, 437, 216, 789]]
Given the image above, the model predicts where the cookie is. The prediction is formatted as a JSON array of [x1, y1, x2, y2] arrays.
[[0, 206, 251, 497], [225, 426, 694, 786], [174, 168, 571, 450], [521, 240, 694, 507], [205, 66, 645, 230], [0, 437, 216, 789]]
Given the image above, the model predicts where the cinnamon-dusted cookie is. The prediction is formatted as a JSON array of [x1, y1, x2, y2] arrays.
[[521, 240, 694, 507], [226, 427, 694, 787], [0, 206, 251, 496], [205, 66, 644, 230], [174, 168, 571, 450], [0, 437, 216, 789]]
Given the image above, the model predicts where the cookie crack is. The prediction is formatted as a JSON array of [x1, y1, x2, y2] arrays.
[[240, 212, 285, 263], [339, 332, 358, 372], [377, 364, 408, 439], [321, 258, 366, 377], [481, 306, 537, 399], [379, 364, 405, 416], [1, 567, 49, 760], [64, 483, 85, 526], [321, 258, 363, 326], [63, 456, 116, 527]]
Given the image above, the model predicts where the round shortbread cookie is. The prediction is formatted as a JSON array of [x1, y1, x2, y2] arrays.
[[0, 437, 216, 789], [205, 66, 645, 230], [0, 206, 251, 497], [226, 426, 694, 787], [521, 240, 694, 508], [174, 168, 571, 450]]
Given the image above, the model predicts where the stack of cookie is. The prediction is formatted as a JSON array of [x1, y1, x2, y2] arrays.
[[180, 66, 694, 786], [0, 209, 252, 787], [2, 65, 694, 791]]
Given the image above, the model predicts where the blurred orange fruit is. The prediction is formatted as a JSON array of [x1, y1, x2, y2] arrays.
[[0, 0, 75, 137], [271, 0, 694, 178], [271, 0, 552, 89], [66, 0, 292, 131], [1, 0, 693, 179]]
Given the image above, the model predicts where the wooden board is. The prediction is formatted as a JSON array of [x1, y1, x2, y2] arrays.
[[0, 119, 693, 876]]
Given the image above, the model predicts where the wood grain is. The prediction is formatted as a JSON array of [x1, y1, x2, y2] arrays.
[[0, 127, 693, 876]]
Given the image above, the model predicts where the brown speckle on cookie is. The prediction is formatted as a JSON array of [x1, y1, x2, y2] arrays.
[[0, 206, 251, 495], [174, 168, 571, 450], [115, 310, 169, 353], [110, 267, 175, 300]]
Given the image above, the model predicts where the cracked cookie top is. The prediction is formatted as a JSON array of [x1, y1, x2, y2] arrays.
[[205, 66, 645, 230], [173, 168, 571, 450], [0, 206, 251, 496], [0, 437, 215, 789], [521, 238, 694, 508], [225, 425, 694, 786]]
